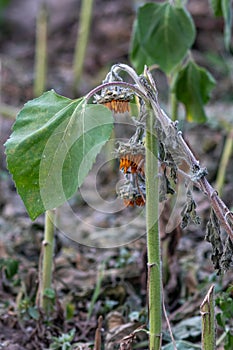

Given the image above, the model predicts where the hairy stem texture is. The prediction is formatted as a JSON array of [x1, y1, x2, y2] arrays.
[[146, 107, 162, 350], [200, 285, 216, 350], [40, 209, 55, 313]]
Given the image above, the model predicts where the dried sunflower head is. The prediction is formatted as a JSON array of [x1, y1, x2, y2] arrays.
[[117, 176, 146, 208], [93, 87, 133, 114], [116, 140, 145, 175], [119, 153, 145, 175]]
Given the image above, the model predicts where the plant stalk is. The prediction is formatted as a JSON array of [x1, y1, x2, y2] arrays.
[[170, 91, 178, 122], [73, 0, 94, 94], [145, 106, 162, 350], [87, 262, 105, 320], [40, 209, 56, 313], [215, 128, 233, 197], [33, 1, 56, 314], [200, 285, 216, 350], [33, 2, 47, 97]]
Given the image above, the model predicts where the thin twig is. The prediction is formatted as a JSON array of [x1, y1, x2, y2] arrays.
[[162, 291, 177, 350], [94, 315, 103, 350]]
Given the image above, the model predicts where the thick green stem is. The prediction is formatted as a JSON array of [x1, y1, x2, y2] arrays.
[[40, 209, 55, 313], [33, 2, 47, 97], [145, 108, 162, 350], [33, 1, 55, 315], [200, 285, 216, 350], [215, 128, 233, 197], [73, 0, 94, 93]]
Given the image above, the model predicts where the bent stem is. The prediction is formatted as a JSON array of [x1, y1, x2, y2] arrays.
[[40, 209, 56, 313], [146, 106, 162, 350]]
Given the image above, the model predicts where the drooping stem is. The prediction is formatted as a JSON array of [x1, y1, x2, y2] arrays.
[[73, 0, 94, 94], [86, 64, 233, 238], [33, 1, 47, 97], [200, 285, 216, 350], [144, 81, 233, 239], [145, 105, 162, 350], [215, 128, 233, 197], [85, 80, 148, 103], [40, 209, 56, 313]]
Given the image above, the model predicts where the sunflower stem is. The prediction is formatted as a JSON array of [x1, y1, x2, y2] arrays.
[[39, 209, 56, 314], [73, 0, 94, 94], [33, 1, 47, 97], [145, 103, 162, 349], [200, 285, 216, 350], [215, 128, 233, 197]]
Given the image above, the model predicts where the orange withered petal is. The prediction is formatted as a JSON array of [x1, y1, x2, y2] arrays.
[[104, 102, 111, 110], [119, 157, 133, 173], [130, 163, 138, 173], [124, 199, 135, 207], [103, 99, 130, 114], [119, 153, 145, 175], [135, 196, 145, 206]]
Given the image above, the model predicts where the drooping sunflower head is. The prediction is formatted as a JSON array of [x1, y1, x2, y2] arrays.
[[93, 87, 133, 114]]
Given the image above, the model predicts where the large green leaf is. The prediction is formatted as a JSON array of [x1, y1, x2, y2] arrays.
[[5, 90, 114, 220], [130, 2, 196, 74], [172, 61, 216, 123], [130, 18, 155, 74]]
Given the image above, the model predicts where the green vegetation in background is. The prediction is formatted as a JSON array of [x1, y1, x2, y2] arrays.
[[130, 1, 216, 124]]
